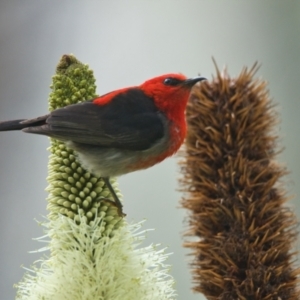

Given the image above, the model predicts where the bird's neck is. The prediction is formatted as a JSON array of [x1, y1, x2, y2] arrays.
[[160, 99, 188, 159]]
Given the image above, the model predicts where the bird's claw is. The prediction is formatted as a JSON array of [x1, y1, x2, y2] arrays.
[[96, 198, 126, 217]]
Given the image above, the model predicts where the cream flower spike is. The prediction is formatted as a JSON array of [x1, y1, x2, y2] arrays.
[[15, 55, 176, 300]]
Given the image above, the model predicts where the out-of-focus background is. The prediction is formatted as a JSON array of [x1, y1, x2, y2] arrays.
[[0, 1, 299, 299]]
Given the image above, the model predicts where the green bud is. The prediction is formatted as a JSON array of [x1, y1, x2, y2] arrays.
[[46, 54, 124, 234]]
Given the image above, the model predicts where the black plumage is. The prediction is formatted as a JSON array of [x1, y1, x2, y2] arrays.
[[0, 89, 165, 151]]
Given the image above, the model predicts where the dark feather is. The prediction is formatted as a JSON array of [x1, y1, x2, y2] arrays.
[[22, 89, 165, 151], [0, 117, 47, 131]]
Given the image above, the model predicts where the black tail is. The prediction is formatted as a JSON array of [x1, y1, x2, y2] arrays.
[[0, 115, 48, 132], [0, 119, 28, 131]]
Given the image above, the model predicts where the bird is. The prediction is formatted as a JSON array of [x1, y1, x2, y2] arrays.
[[0, 73, 206, 215]]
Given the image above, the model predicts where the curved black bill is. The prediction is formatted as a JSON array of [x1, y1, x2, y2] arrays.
[[182, 76, 207, 88]]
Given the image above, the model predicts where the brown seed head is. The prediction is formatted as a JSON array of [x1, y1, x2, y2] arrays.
[[180, 64, 300, 299]]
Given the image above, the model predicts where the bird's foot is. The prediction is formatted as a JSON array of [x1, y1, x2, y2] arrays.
[[102, 177, 125, 217], [97, 198, 126, 217]]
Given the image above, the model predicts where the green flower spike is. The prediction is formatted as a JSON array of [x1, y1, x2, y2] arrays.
[[15, 55, 176, 300], [46, 54, 123, 228]]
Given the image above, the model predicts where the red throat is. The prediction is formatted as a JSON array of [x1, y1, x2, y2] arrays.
[[140, 78, 190, 164]]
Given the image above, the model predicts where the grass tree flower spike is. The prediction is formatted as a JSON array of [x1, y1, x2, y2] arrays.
[[15, 55, 176, 300], [181, 63, 300, 299], [46, 55, 123, 225]]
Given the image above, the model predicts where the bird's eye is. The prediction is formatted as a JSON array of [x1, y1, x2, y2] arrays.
[[163, 77, 182, 86]]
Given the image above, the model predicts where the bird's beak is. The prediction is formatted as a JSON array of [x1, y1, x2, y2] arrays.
[[182, 76, 207, 88]]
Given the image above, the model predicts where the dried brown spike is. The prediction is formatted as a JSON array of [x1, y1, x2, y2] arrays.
[[180, 64, 300, 299]]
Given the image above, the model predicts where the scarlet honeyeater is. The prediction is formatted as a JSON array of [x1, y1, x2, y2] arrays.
[[0, 74, 206, 214]]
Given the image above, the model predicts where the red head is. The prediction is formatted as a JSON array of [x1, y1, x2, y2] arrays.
[[138, 73, 206, 165], [139, 73, 206, 122]]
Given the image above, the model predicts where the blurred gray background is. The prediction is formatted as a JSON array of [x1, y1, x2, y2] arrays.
[[0, 1, 299, 299]]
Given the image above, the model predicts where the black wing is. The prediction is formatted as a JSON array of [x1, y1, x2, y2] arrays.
[[23, 89, 165, 151]]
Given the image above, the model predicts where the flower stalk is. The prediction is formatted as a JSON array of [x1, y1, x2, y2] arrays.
[[15, 55, 175, 300], [181, 64, 300, 299]]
